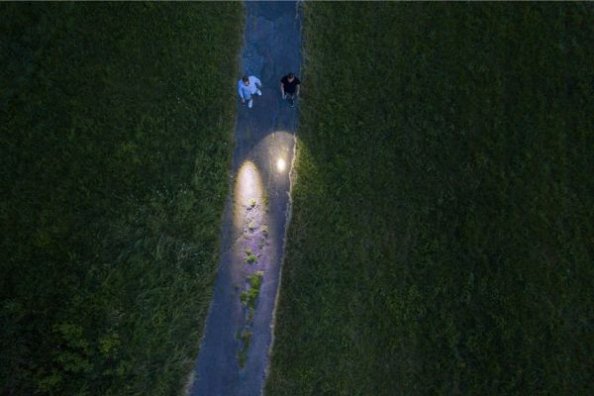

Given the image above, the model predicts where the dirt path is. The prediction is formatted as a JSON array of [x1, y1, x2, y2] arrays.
[[187, 2, 301, 395]]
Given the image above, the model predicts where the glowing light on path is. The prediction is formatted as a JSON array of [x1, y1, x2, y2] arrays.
[[276, 158, 286, 173], [234, 160, 264, 228]]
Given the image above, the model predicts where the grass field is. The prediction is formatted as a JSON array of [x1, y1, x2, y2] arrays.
[[1, 3, 242, 395], [267, 3, 593, 395]]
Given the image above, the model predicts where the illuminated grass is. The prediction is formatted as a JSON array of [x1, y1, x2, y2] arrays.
[[248, 221, 258, 232], [248, 198, 257, 209]]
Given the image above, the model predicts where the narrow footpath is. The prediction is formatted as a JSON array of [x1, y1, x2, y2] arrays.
[[188, 2, 301, 395]]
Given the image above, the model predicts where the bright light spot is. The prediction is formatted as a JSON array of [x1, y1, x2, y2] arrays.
[[237, 162, 260, 205], [276, 158, 286, 173], [234, 161, 264, 228]]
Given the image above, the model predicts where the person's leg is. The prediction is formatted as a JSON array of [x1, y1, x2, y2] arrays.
[[244, 93, 253, 108], [287, 92, 295, 107]]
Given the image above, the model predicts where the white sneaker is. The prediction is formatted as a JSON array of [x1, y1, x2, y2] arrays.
[[248, 99, 253, 108], [256, 89, 262, 96]]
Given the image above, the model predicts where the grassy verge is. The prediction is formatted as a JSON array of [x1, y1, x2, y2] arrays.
[[267, 3, 593, 395], [1, 3, 242, 395]]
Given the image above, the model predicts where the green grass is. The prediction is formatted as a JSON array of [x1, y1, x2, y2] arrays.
[[267, 3, 593, 395], [1, 3, 242, 395], [241, 271, 265, 311], [245, 249, 258, 265], [238, 271, 264, 367]]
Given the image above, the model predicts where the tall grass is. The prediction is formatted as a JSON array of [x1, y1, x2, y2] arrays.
[[1, 3, 242, 394], [268, 3, 593, 395]]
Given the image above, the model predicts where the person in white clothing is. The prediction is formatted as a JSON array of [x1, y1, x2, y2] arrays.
[[237, 75, 263, 109]]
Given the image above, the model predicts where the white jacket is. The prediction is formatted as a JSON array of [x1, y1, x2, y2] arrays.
[[237, 76, 262, 99]]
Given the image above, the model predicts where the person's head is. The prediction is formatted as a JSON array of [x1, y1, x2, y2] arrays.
[[287, 72, 295, 82], [242, 75, 249, 85]]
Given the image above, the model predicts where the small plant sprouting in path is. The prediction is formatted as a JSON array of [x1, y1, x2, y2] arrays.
[[237, 271, 264, 367], [236, 191, 268, 367], [248, 220, 257, 232], [237, 329, 252, 368], [244, 248, 258, 265], [240, 271, 264, 316], [247, 198, 257, 209], [257, 225, 269, 250]]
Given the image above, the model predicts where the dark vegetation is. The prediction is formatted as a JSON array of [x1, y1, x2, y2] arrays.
[[268, 3, 593, 395], [1, 3, 242, 394]]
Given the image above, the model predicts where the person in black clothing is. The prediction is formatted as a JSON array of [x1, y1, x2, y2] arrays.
[[280, 72, 301, 107]]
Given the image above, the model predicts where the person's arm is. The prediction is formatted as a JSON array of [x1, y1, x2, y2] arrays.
[[238, 81, 245, 102], [280, 80, 286, 98], [295, 82, 300, 97], [253, 76, 262, 89]]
